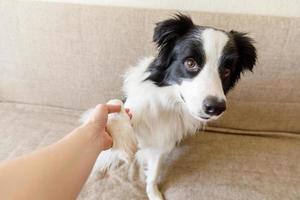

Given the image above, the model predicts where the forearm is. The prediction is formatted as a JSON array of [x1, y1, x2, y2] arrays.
[[0, 123, 101, 200]]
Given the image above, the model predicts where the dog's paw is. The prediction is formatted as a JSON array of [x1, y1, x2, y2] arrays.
[[106, 99, 137, 160], [81, 99, 137, 172]]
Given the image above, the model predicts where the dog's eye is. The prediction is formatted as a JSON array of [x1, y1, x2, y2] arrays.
[[184, 58, 199, 71], [223, 68, 231, 78]]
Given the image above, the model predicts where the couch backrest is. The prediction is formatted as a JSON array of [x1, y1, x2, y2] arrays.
[[0, 1, 299, 133]]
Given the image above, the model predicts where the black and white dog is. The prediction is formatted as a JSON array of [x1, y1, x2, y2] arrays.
[[83, 14, 256, 200]]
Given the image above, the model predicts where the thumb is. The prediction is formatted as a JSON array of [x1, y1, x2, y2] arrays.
[[92, 104, 108, 129], [89, 104, 121, 129]]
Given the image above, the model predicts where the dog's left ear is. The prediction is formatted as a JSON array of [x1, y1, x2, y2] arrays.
[[230, 30, 257, 72]]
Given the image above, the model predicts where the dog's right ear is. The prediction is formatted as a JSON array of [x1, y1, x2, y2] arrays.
[[146, 14, 195, 86], [153, 13, 194, 48], [153, 14, 195, 67]]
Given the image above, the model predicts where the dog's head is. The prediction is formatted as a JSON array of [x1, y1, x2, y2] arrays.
[[146, 14, 257, 121]]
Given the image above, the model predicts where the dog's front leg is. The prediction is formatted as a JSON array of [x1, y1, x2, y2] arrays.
[[143, 148, 165, 200]]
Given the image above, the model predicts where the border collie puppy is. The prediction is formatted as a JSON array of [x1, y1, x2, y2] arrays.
[[85, 14, 256, 200]]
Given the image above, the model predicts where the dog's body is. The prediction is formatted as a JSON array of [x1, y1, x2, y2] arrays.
[[84, 14, 257, 200]]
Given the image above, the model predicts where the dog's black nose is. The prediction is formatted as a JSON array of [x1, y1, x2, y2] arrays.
[[203, 96, 226, 116]]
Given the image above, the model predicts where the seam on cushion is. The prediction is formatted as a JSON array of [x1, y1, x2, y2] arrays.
[[205, 126, 300, 138], [2, 101, 299, 137], [228, 99, 300, 105], [0, 100, 85, 112], [0, 101, 83, 118], [59, 3, 299, 19]]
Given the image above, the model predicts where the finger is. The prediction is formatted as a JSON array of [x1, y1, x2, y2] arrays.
[[128, 111, 132, 119], [106, 104, 121, 113], [93, 104, 108, 127], [125, 108, 132, 119], [104, 131, 113, 145], [128, 113, 132, 119], [100, 131, 113, 149]]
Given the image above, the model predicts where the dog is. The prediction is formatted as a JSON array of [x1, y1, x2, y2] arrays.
[[82, 13, 257, 200]]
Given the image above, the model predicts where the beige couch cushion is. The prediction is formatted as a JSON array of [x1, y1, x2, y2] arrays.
[[0, 102, 80, 160], [1, 2, 299, 199], [0, 1, 300, 134], [0, 102, 299, 200]]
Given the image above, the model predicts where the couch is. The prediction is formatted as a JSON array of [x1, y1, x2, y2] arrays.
[[0, 1, 299, 199]]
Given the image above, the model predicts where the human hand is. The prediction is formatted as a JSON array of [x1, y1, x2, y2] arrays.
[[86, 104, 132, 150]]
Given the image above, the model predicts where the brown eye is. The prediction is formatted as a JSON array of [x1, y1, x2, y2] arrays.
[[223, 68, 231, 78], [184, 58, 198, 71]]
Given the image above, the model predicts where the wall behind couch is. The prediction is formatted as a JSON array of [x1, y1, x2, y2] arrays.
[[35, 0, 300, 17]]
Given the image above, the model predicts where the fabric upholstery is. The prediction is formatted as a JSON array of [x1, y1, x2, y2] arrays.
[[0, 1, 300, 133], [0, 102, 81, 161], [0, 1, 300, 200], [0, 102, 299, 200]]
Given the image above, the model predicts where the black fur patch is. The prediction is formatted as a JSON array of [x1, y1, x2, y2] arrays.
[[145, 14, 205, 86], [222, 31, 257, 92]]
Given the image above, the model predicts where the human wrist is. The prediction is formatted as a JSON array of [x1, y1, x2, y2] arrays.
[[77, 123, 103, 152]]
